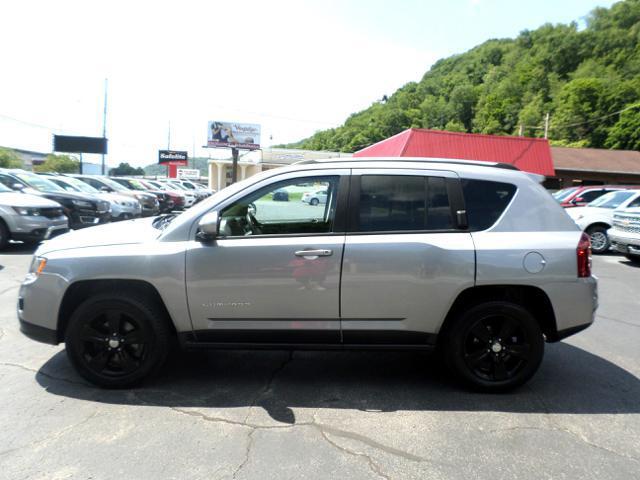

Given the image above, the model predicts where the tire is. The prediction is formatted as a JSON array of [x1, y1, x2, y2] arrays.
[[64, 291, 172, 388], [0, 220, 9, 250], [443, 301, 544, 392], [587, 225, 610, 254], [310, 198, 319, 206], [624, 254, 640, 265]]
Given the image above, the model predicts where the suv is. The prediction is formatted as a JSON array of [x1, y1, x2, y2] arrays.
[[108, 177, 175, 213], [72, 175, 159, 217], [0, 169, 111, 229], [0, 181, 68, 249], [609, 208, 640, 264], [39, 173, 142, 221], [566, 190, 640, 254], [18, 158, 598, 391], [553, 185, 639, 208]]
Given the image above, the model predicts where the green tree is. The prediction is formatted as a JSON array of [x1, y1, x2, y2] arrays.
[[0, 147, 23, 168], [109, 162, 145, 176], [605, 107, 640, 150], [33, 154, 79, 173]]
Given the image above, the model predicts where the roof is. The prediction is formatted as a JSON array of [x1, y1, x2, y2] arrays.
[[551, 147, 640, 175], [354, 128, 554, 176]]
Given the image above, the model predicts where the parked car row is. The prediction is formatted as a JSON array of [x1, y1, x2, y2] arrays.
[[0, 168, 212, 250], [555, 185, 640, 255]]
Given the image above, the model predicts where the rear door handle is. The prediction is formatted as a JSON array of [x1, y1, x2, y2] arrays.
[[294, 249, 333, 257]]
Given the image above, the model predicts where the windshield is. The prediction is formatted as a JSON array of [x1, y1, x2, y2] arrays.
[[59, 176, 100, 194], [15, 172, 66, 193], [588, 190, 635, 209], [122, 179, 147, 191], [552, 187, 578, 202], [94, 176, 130, 192], [167, 182, 188, 191]]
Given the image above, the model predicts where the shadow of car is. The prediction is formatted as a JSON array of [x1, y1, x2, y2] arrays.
[[34, 343, 640, 425]]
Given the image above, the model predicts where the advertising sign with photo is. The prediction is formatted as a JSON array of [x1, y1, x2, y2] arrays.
[[207, 121, 261, 150]]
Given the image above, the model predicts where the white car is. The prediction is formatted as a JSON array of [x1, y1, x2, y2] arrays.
[[566, 189, 640, 253], [301, 189, 328, 206]]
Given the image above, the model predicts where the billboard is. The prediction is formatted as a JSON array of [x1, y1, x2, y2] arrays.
[[207, 121, 261, 150], [158, 150, 188, 166], [54, 135, 108, 154], [177, 168, 200, 179]]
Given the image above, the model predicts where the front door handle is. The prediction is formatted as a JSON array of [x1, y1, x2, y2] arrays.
[[294, 249, 333, 257]]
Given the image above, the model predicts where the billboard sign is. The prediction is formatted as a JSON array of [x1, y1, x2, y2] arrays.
[[54, 135, 107, 154], [158, 150, 188, 166], [177, 168, 200, 179], [207, 121, 261, 150]]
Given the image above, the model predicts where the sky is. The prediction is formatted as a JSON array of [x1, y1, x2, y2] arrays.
[[0, 0, 618, 168]]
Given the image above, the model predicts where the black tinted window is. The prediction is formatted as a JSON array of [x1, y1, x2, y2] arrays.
[[358, 175, 452, 232], [462, 179, 517, 231], [627, 196, 640, 208], [579, 190, 604, 202]]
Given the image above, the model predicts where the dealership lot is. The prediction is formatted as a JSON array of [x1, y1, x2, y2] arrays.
[[0, 245, 638, 480]]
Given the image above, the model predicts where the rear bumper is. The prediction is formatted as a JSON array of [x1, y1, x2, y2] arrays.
[[544, 276, 598, 341]]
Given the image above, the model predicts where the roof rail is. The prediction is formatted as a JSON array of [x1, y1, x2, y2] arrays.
[[294, 157, 520, 171]]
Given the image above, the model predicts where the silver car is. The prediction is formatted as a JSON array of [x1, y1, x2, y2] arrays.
[[0, 182, 68, 249], [18, 158, 597, 390]]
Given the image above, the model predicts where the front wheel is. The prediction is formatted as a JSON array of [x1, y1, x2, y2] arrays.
[[443, 301, 544, 392], [65, 291, 172, 388], [587, 225, 610, 254], [310, 198, 319, 206]]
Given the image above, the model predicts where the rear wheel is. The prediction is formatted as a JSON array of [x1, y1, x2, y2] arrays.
[[587, 225, 610, 254], [64, 291, 171, 388], [310, 198, 319, 206], [443, 301, 544, 392]]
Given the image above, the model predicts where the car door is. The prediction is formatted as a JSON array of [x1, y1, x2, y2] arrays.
[[185, 169, 349, 344], [340, 169, 475, 346]]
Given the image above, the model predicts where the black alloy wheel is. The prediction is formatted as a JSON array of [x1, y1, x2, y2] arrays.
[[444, 301, 544, 391], [65, 292, 171, 388]]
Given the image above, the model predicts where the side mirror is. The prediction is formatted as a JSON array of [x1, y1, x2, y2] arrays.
[[573, 197, 584, 204], [12, 183, 25, 191], [197, 211, 219, 242]]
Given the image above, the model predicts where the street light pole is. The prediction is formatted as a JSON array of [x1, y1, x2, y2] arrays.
[[101, 78, 108, 174]]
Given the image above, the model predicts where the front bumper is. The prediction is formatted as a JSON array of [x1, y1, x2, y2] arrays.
[[110, 202, 143, 220], [609, 229, 640, 256], [18, 272, 68, 345], [19, 318, 58, 345], [69, 210, 111, 229], [9, 214, 69, 241]]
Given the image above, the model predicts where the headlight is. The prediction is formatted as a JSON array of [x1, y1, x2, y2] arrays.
[[13, 207, 41, 216], [71, 199, 93, 208], [28, 256, 47, 276]]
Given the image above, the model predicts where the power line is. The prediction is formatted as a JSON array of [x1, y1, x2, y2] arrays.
[[522, 102, 640, 131], [0, 112, 62, 132]]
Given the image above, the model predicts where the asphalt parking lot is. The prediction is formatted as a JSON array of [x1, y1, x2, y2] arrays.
[[0, 244, 638, 480]]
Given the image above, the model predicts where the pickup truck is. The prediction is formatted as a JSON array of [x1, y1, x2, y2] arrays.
[[609, 208, 640, 264]]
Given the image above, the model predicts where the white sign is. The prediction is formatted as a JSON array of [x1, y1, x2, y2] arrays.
[[177, 168, 200, 179], [207, 121, 261, 150]]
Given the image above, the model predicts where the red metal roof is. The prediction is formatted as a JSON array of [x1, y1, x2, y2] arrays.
[[354, 128, 555, 176]]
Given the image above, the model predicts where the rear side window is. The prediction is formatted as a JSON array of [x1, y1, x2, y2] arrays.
[[462, 179, 517, 231], [357, 175, 453, 232]]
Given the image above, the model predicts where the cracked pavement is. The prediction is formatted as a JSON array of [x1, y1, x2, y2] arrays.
[[1, 243, 639, 479]]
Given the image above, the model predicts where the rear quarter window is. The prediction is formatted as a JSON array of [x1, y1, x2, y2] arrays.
[[462, 179, 517, 231]]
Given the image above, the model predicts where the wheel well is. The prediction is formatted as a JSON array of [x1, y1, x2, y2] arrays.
[[585, 222, 611, 232], [438, 285, 559, 343], [57, 279, 176, 342]]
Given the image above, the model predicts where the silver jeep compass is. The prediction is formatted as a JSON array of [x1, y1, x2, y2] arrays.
[[18, 158, 597, 391]]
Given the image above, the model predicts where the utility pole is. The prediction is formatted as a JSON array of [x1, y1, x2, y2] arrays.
[[101, 78, 108, 174], [231, 147, 239, 183], [544, 113, 550, 139], [167, 120, 171, 149]]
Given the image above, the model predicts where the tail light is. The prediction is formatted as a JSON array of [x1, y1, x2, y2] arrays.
[[577, 232, 592, 278]]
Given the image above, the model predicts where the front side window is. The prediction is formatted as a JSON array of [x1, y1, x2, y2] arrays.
[[626, 195, 640, 209], [578, 189, 605, 203], [357, 175, 453, 232], [219, 176, 339, 237]]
